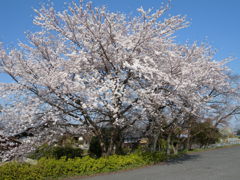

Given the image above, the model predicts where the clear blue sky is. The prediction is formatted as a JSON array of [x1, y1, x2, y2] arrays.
[[0, 0, 240, 82]]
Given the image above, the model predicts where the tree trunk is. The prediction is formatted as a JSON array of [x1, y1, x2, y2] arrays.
[[172, 142, 178, 155], [166, 133, 171, 155], [115, 138, 124, 155], [152, 131, 161, 152], [106, 130, 115, 155], [184, 130, 192, 151], [103, 128, 124, 156], [98, 135, 108, 157], [186, 135, 193, 151]]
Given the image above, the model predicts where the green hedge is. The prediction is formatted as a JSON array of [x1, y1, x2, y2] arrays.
[[28, 144, 83, 160], [0, 151, 170, 180]]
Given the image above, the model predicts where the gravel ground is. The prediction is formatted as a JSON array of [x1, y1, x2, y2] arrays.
[[75, 145, 240, 180]]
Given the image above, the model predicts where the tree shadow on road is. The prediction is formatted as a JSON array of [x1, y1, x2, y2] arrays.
[[165, 154, 200, 165]]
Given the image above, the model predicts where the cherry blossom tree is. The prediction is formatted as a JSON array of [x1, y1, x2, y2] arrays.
[[0, 0, 237, 160], [141, 43, 234, 152]]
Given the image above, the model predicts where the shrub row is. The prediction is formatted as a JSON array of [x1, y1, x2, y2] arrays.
[[0, 151, 170, 180], [28, 145, 83, 160]]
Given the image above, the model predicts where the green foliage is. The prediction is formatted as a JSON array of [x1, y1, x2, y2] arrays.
[[134, 148, 168, 164], [88, 136, 102, 158], [158, 139, 168, 151], [57, 134, 82, 147], [0, 151, 170, 180], [190, 122, 222, 147], [51, 146, 83, 159], [28, 144, 83, 160], [236, 129, 240, 136], [0, 162, 43, 180]]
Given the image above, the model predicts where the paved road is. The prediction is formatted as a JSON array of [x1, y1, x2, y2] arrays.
[[82, 146, 240, 180]]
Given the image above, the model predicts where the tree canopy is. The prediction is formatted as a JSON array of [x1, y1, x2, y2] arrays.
[[0, 0, 239, 161]]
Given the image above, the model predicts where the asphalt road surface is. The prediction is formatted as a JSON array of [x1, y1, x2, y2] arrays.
[[81, 145, 240, 180]]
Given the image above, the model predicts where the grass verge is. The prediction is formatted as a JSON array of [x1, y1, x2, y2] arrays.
[[186, 143, 240, 154], [0, 151, 177, 180], [1, 144, 239, 180]]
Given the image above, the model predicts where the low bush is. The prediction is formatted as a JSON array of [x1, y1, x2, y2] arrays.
[[0, 151, 171, 180], [28, 144, 83, 160]]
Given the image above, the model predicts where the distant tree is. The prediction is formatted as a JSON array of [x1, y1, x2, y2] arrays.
[[190, 121, 221, 148], [236, 129, 240, 136]]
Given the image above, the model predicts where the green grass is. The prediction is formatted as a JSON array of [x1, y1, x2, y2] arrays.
[[0, 151, 173, 180], [2, 144, 238, 180], [186, 143, 240, 154]]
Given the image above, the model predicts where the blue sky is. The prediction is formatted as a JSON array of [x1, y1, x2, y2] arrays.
[[0, 0, 240, 82]]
